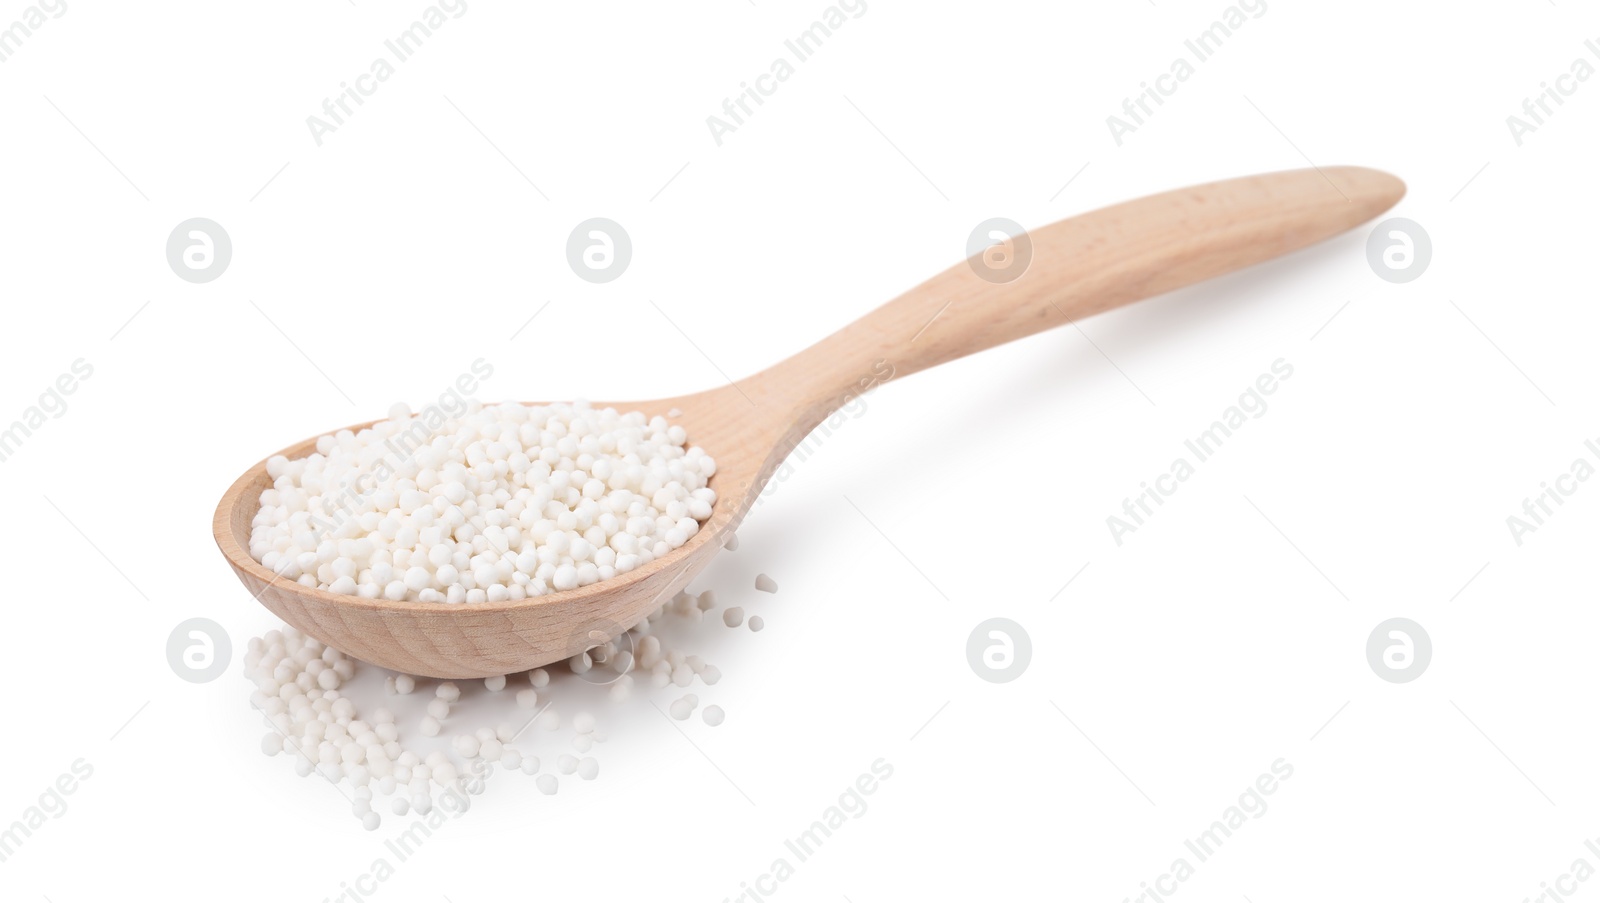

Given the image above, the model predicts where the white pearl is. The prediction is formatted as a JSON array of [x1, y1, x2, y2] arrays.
[[249, 402, 715, 604]]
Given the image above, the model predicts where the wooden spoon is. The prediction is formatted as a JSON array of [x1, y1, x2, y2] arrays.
[[215, 165, 1404, 678]]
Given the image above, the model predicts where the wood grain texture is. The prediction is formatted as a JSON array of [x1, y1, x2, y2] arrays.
[[214, 166, 1404, 677]]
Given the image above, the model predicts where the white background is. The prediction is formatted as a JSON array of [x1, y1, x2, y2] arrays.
[[2, 1, 1597, 901]]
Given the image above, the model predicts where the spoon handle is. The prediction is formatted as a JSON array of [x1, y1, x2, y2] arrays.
[[744, 165, 1403, 431]]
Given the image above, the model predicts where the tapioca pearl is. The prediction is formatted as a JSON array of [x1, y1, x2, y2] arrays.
[[552, 565, 578, 591]]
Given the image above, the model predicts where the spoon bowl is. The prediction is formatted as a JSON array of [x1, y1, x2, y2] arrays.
[[214, 384, 768, 679], [215, 165, 1406, 677]]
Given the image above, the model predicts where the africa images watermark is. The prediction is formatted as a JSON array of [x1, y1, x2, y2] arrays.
[[0, 0, 67, 63], [0, 758, 93, 866], [1106, 359, 1293, 546], [0, 358, 94, 466], [320, 760, 489, 903], [1506, 38, 1600, 146], [721, 759, 894, 903], [306, 0, 469, 146], [1105, 0, 1268, 146], [1122, 759, 1294, 903], [753, 358, 895, 507], [706, 0, 868, 146], [300, 358, 496, 541], [1504, 438, 1600, 546], [1521, 835, 1600, 903]]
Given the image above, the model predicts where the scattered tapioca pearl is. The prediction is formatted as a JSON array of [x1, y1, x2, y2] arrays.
[[755, 574, 777, 593], [724, 533, 739, 551], [672, 663, 694, 687], [244, 541, 768, 826], [722, 607, 744, 628], [748, 616, 764, 632]]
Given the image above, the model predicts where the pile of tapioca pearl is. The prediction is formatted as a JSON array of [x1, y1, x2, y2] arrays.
[[247, 400, 717, 603], [248, 560, 779, 830]]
